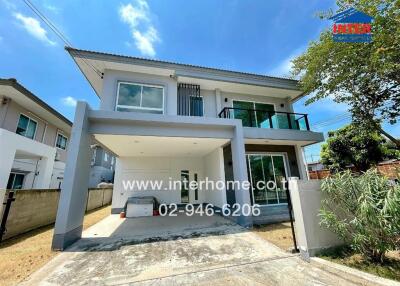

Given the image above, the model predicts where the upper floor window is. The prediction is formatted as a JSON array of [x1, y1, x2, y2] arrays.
[[104, 153, 108, 162], [16, 114, 37, 139], [56, 133, 68, 150], [177, 83, 203, 117], [116, 82, 164, 114]]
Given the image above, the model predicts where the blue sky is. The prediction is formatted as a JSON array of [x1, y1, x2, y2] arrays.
[[1, 0, 398, 162]]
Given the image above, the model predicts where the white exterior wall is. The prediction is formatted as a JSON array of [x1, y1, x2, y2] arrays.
[[112, 151, 227, 211], [221, 91, 292, 114], [101, 70, 178, 115], [0, 128, 56, 215], [99, 69, 296, 118], [203, 148, 226, 208], [50, 161, 66, 189], [289, 178, 342, 259], [11, 159, 38, 189]]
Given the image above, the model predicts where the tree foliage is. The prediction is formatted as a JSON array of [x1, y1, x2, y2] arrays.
[[321, 123, 399, 172], [319, 169, 400, 262], [292, 0, 400, 147]]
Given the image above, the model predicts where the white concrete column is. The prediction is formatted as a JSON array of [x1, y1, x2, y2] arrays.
[[215, 88, 222, 116], [231, 125, 252, 227], [295, 145, 309, 180], [33, 155, 56, 189], [52, 102, 92, 250]]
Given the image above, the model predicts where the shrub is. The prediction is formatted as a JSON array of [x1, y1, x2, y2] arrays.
[[319, 169, 400, 262]]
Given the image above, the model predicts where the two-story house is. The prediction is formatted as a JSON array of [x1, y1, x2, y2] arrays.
[[0, 78, 72, 192], [52, 47, 324, 250]]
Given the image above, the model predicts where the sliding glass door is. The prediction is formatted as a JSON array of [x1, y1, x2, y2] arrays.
[[232, 100, 275, 128], [247, 154, 288, 205]]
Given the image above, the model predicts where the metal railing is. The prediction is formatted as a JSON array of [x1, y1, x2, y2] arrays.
[[218, 107, 310, 131]]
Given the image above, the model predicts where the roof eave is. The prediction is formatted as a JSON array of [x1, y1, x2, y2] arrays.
[[0, 78, 72, 127]]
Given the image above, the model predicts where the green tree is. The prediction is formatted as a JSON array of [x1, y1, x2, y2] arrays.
[[321, 124, 397, 172], [292, 0, 400, 148], [319, 169, 400, 262]]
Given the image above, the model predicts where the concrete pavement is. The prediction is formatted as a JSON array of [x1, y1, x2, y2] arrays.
[[22, 214, 364, 285]]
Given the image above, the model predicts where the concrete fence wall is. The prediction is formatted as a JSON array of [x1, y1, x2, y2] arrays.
[[1, 188, 112, 240], [289, 178, 342, 260], [308, 160, 400, 180]]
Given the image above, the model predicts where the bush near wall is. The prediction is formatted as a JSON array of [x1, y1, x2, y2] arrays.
[[1, 188, 112, 240], [309, 160, 400, 180]]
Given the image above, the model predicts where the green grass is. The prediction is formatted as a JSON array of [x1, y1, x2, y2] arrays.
[[318, 246, 400, 282]]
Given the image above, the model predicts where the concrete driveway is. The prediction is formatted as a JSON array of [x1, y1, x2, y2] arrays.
[[23, 214, 360, 285]]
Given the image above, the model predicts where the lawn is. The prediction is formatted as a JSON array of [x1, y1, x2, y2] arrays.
[[0, 205, 111, 286], [252, 222, 400, 282], [318, 246, 400, 282], [251, 222, 296, 251]]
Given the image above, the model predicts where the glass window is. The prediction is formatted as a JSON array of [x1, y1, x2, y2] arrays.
[[104, 153, 108, 162], [56, 133, 68, 150], [233, 101, 255, 127], [16, 114, 37, 139], [141, 86, 163, 108], [7, 173, 25, 189], [255, 103, 274, 128], [190, 96, 203, 116], [117, 82, 163, 113], [247, 154, 288, 205]]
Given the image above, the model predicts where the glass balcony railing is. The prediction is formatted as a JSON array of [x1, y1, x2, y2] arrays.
[[218, 107, 310, 131]]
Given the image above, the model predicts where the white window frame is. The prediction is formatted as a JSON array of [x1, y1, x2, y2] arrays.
[[115, 81, 165, 114], [16, 113, 38, 140], [55, 132, 68, 150], [246, 152, 290, 207]]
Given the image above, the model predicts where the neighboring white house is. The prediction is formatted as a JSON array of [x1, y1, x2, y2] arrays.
[[52, 47, 324, 250], [0, 78, 72, 192]]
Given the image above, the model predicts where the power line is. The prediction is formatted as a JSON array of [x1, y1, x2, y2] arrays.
[[22, 0, 103, 78]]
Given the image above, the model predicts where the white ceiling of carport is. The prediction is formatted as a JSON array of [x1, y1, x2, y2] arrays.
[[94, 135, 229, 157]]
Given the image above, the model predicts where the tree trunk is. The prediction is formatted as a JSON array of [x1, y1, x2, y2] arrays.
[[376, 125, 400, 149]]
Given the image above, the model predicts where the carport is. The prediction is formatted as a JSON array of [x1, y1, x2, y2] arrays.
[[52, 101, 251, 250]]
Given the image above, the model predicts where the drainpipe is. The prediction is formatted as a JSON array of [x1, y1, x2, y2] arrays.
[[31, 157, 41, 188], [0, 191, 16, 243], [286, 179, 299, 253]]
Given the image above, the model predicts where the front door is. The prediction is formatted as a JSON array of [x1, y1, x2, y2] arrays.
[[247, 154, 289, 206]]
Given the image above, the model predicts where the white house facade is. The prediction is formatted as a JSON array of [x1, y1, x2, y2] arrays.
[[52, 47, 324, 250]]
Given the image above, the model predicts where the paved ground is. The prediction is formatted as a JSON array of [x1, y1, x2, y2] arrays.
[[22, 214, 362, 285]]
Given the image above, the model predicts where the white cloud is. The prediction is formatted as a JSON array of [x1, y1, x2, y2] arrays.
[[2, 0, 16, 10], [45, 4, 60, 14], [61, 96, 77, 107], [14, 13, 56, 46], [119, 0, 160, 57]]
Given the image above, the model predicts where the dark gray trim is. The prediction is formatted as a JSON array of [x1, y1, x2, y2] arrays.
[[51, 225, 82, 251], [0, 78, 72, 127]]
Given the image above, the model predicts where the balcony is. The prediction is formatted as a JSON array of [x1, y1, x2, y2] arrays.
[[218, 107, 310, 131]]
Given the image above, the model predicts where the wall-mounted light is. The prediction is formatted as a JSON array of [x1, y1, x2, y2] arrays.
[[224, 98, 228, 102], [280, 103, 285, 108]]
